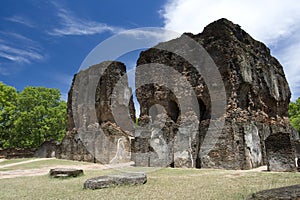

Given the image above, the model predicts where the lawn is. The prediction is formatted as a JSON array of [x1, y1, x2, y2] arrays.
[[0, 159, 299, 200]]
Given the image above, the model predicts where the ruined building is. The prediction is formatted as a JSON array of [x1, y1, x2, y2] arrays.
[[57, 18, 297, 172]]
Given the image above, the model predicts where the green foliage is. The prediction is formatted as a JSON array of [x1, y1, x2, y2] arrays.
[[289, 97, 300, 133], [0, 82, 67, 148], [0, 82, 17, 148]]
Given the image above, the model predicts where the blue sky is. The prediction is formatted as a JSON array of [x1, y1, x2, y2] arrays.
[[1, 0, 300, 106], [0, 0, 165, 101]]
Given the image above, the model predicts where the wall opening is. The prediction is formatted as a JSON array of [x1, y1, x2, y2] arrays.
[[167, 100, 180, 122], [265, 133, 296, 172], [198, 98, 208, 121]]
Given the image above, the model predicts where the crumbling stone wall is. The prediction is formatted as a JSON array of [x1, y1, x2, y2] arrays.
[[58, 18, 297, 171], [56, 129, 94, 162], [57, 61, 134, 164], [265, 133, 296, 171], [34, 140, 58, 158], [133, 18, 297, 171], [0, 148, 36, 159]]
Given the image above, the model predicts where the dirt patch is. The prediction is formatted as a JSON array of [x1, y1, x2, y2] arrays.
[[0, 158, 134, 179], [0, 158, 269, 179], [244, 165, 268, 172], [0, 158, 54, 169], [0, 164, 102, 179]]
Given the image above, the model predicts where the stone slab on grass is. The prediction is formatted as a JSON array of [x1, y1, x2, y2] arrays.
[[248, 184, 300, 200], [49, 168, 83, 178], [83, 172, 147, 189]]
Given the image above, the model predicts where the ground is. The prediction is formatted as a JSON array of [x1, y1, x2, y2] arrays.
[[0, 158, 132, 179], [0, 158, 299, 199]]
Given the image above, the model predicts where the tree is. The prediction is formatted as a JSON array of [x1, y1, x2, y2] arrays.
[[0, 82, 17, 148], [289, 97, 300, 134], [0, 82, 67, 148]]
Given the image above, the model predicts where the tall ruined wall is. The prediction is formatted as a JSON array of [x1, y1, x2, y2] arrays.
[[133, 18, 296, 171], [58, 18, 296, 171], [57, 61, 135, 164]]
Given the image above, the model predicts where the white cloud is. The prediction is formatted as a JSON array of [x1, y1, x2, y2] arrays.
[[0, 44, 43, 63], [161, 0, 300, 45], [161, 0, 300, 100], [5, 15, 35, 28], [274, 30, 300, 101], [49, 5, 122, 36], [123, 28, 180, 42], [0, 51, 29, 63], [4, 32, 38, 45], [0, 32, 44, 65]]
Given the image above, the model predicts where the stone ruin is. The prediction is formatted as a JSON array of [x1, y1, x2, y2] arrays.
[[56, 18, 298, 172], [57, 62, 135, 164]]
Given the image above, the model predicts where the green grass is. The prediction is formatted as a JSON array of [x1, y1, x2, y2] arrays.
[[0, 163, 300, 200]]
